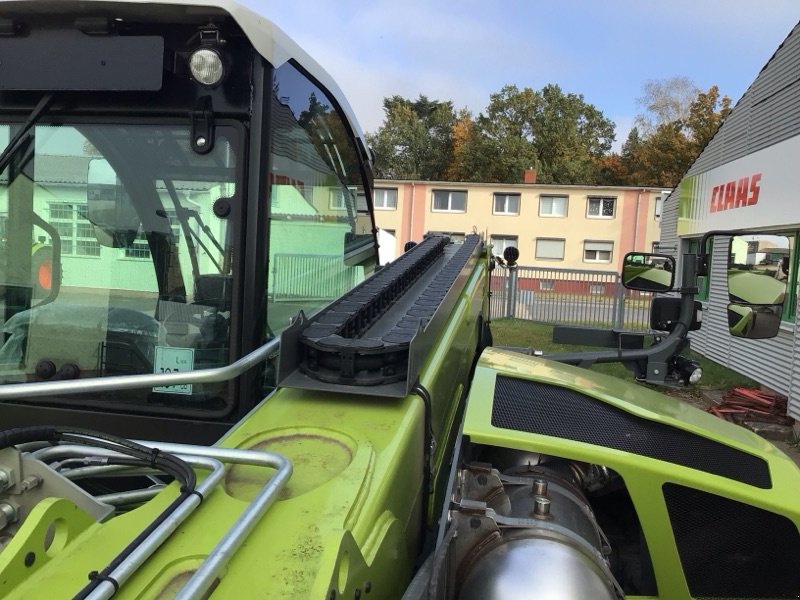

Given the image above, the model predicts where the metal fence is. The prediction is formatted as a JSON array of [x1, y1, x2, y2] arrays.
[[271, 254, 361, 301], [490, 265, 655, 331]]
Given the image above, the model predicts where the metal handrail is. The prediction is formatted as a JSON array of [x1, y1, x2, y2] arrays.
[[33, 445, 225, 600], [33, 441, 292, 600], [0, 337, 280, 400]]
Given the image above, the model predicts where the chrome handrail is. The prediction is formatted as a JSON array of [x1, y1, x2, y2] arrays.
[[33, 441, 292, 600], [0, 337, 280, 399]]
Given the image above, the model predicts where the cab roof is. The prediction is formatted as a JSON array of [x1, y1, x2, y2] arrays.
[[0, 0, 366, 141]]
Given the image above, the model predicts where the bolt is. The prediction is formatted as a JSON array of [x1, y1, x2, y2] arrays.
[[19, 475, 42, 492], [0, 502, 17, 530], [195, 136, 207, 147], [0, 470, 10, 490], [364, 581, 371, 594], [532, 479, 548, 496], [533, 496, 551, 517]]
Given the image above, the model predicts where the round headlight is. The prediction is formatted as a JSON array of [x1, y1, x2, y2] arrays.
[[189, 48, 225, 87]]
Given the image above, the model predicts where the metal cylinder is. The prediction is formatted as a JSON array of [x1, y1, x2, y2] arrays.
[[458, 536, 617, 600], [456, 467, 618, 600]]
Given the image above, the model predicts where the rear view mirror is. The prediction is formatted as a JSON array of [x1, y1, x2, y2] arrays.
[[622, 252, 675, 292], [86, 158, 140, 247], [727, 234, 789, 338]]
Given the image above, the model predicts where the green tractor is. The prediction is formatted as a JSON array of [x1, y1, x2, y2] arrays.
[[0, 2, 796, 599]]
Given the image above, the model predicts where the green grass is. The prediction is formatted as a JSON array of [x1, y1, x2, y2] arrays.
[[490, 318, 759, 393]]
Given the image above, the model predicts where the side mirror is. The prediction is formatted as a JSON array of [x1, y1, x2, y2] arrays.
[[86, 158, 140, 247], [727, 234, 789, 339], [621, 252, 675, 292]]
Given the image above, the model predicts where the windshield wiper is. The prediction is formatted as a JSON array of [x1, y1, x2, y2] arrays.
[[0, 93, 54, 174]]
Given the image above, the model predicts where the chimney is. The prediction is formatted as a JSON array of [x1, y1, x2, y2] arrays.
[[523, 168, 537, 184]]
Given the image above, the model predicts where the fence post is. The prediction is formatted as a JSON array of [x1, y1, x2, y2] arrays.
[[613, 278, 625, 328], [506, 265, 518, 318]]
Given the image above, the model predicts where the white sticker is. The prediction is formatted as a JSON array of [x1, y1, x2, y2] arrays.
[[153, 346, 195, 395]]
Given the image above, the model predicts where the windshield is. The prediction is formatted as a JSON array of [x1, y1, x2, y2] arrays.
[[0, 121, 239, 415]]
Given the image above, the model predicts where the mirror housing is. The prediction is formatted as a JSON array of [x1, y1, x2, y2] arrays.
[[621, 252, 675, 292], [86, 158, 140, 247]]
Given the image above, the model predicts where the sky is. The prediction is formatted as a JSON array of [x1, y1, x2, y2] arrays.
[[242, 1, 800, 152]]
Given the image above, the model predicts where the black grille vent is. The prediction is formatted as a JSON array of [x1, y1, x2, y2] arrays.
[[491, 376, 771, 488], [664, 483, 800, 598]]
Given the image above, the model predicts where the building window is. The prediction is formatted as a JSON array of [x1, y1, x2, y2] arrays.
[[539, 195, 567, 217], [49, 201, 100, 257], [431, 231, 465, 242], [124, 210, 181, 260], [329, 186, 361, 211], [587, 196, 615, 218], [374, 188, 398, 210], [539, 279, 555, 291], [535, 238, 565, 260], [432, 190, 467, 212], [493, 193, 520, 215], [654, 196, 664, 221], [490, 235, 517, 256], [584, 240, 613, 263]]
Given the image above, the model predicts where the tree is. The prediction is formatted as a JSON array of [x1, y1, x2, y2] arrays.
[[634, 76, 699, 136], [366, 95, 456, 180], [532, 84, 615, 183], [684, 84, 732, 153], [467, 84, 615, 184], [617, 83, 732, 187]]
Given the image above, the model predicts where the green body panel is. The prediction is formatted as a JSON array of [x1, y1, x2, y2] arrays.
[[1, 254, 487, 599], [728, 268, 786, 304], [464, 347, 800, 600]]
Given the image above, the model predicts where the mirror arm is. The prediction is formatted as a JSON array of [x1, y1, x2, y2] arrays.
[[547, 263, 700, 373], [697, 229, 750, 275]]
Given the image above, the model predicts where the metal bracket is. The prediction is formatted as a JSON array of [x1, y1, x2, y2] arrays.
[[191, 96, 215, 155]]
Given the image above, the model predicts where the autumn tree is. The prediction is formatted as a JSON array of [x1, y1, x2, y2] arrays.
[[606, 82, 733, 187], [685, 84, 732, 153]]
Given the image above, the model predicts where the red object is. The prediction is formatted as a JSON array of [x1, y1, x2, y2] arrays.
[[706, 387, 793, 426]]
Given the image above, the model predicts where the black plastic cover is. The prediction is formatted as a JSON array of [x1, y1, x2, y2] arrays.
[[664, 483, 800, 597], [491, 375, 771, 488], [0, 29, 163, 90]]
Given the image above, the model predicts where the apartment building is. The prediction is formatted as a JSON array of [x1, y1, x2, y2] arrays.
[[373, 177, 668, 272]]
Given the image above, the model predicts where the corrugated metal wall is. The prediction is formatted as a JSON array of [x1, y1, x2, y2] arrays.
[[659, 190, 680, 253], [688, 22, 800, 175], [689, 237, 797, 419], [665, 22, 800, 419]]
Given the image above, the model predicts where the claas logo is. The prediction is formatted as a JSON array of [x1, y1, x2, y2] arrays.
[[709, 173, 761, 213]]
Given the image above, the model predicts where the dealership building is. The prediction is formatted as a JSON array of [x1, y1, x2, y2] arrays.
[[661, 21, 800, 420]]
